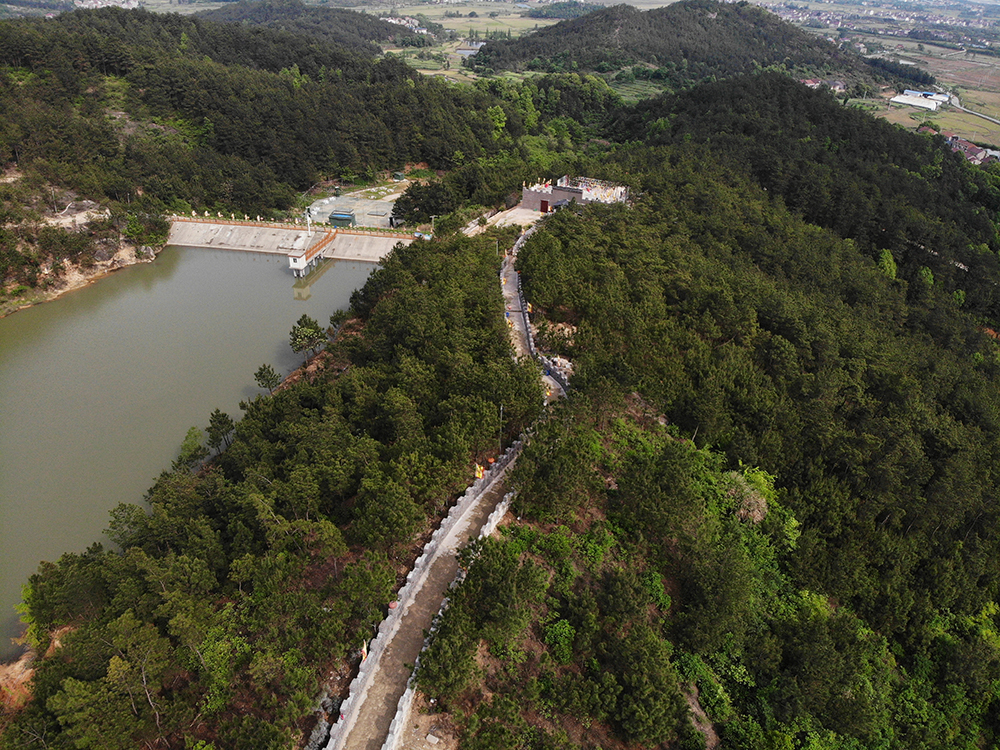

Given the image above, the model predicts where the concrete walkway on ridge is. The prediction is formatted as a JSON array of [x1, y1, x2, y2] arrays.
[[324, 205, 561, 750], [500, 243, 564, 403], [331, 472, 511, 750]]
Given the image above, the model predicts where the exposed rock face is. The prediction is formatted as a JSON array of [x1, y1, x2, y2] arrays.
[[3, 239, 159, 318], [0, 650, 35, 713]]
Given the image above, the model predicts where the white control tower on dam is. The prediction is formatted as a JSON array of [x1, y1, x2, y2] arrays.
[[166, 218, 412, 275]]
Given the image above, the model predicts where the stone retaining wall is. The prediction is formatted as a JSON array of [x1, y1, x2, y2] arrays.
[[321, 441, 522, 750], [379, 490, 516, 750]]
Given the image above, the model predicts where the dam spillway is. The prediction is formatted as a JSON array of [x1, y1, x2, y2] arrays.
[[166, 218, 413, 272]]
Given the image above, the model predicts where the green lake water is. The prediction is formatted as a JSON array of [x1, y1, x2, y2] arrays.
[[0, 247, 374, 660]]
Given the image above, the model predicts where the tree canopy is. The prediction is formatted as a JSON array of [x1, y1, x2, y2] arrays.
[[470, 0, 882, 88], [5, 4, 1000, 748]]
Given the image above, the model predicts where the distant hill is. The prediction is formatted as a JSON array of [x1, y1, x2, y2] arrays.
[[197, 0, 431, 54], [524, 1, 605, 20], [472, 0, 871, 86]]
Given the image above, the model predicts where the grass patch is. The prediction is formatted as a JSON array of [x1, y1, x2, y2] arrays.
[[389, 1, 560, 38], [610, 78, 670, 103], [141, 0, 226, 14]]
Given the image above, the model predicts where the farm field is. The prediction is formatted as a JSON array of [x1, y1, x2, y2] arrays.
[[877, 99, 1000, 144], [879, 52, 1000, 145], [140, 0, 226, 13], [385, 2, 564, 82], [919, 54, 1000, 104], [376, 1, 562, 37], [387, 40, 479, 83], [799, 24, 1000, 146]]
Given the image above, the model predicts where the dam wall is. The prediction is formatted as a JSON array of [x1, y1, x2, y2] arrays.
[[166, 218, 413, 266]]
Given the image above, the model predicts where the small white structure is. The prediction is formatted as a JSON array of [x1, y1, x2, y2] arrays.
[[285, 232, 320, 277], [904, 90, 950, 103], [890, 94, 940, 111], [521, 175, 629, 213]]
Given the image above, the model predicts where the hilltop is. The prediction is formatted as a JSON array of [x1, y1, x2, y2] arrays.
[[196, 0, 431, 55], [470, 0, 906, 91], [412, 73, 1000, 750]]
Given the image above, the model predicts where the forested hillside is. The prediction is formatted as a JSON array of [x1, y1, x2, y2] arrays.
[[414, 74, 1000, 748], [197, 0, 432, 51], [0, 6, 512, 308], [5, 2, 1000, 748], [0, 7, 505, 203], [613, 73, 1000, 318], [470, 0, 877, 89]]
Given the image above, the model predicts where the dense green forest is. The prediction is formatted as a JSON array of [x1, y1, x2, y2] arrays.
[[0, 6, 505, 200], [469, 0, 882, 88], [5, 1, 1000, 747], [196, 0, 432, 51], [414, 75, 1000, 749]]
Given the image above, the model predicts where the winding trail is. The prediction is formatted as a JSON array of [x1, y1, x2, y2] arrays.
[[323, 207, 553, 750]]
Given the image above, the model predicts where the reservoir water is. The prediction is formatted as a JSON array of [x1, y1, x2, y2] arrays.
[[0, 247, 375, 660]]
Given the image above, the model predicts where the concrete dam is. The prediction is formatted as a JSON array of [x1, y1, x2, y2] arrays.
[[167, 218, 414, 275]]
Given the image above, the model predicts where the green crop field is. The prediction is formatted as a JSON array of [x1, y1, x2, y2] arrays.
[[388, 1, 562, 38], [611, 78, 668, 102], [140, 0, 226, 14]]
